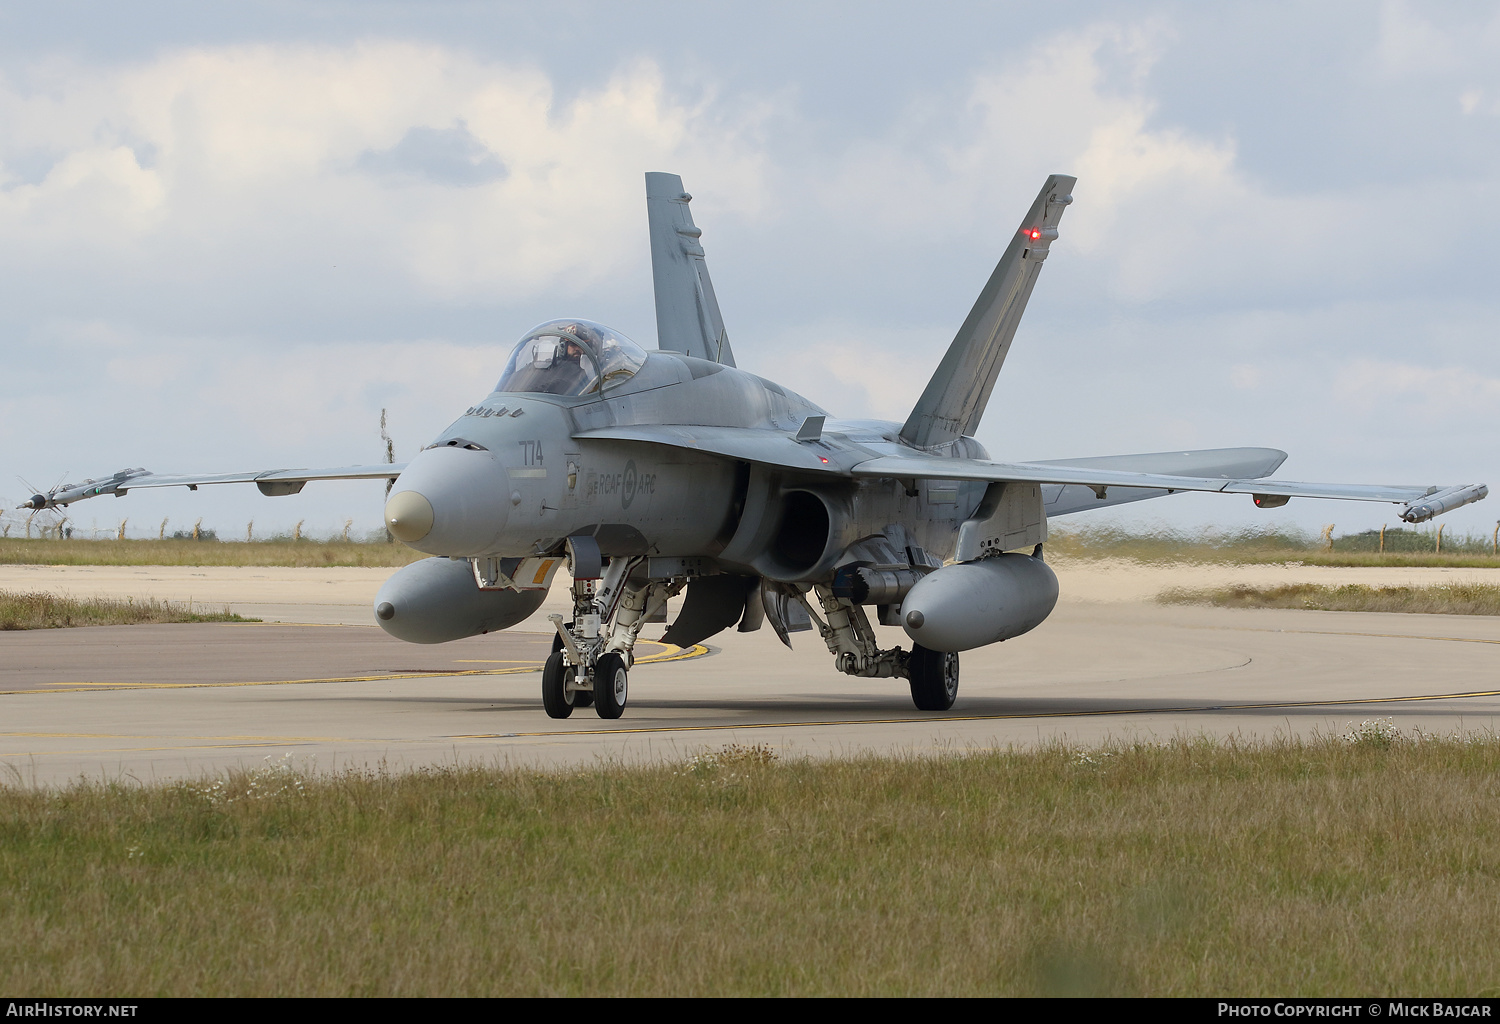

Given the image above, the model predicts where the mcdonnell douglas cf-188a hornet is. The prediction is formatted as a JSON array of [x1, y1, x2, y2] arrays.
[[27, 173, 1489, 719]]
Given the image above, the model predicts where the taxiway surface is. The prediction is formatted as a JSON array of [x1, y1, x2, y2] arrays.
[[2, 562, 1497, 784]]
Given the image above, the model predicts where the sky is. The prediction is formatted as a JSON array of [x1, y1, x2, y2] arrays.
[[1, 0, 1498, 542]]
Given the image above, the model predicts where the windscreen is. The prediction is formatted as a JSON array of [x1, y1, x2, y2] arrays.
[[494, 319, 647, 397]]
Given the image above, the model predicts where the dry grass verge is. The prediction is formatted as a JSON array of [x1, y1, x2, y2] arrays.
[[0, 537, 424, 568], [1050, 525, 1500, 568], [4, 733, 1500, 996], [0, 590, 253, 629], [1158, 581, 1500, 615]]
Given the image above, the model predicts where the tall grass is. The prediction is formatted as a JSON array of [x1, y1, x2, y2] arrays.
[[1159, 581, 1500, 615], [3, 524, 1496, 570], [0, 590, 251, 629], [1049, 524, 1500, 567], [0, 537, 424, 568], [4, 735, 1500, 996]]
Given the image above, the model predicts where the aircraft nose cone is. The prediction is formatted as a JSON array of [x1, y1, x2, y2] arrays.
[[387, 447, 507, 554], [385, 490, 435, 543]]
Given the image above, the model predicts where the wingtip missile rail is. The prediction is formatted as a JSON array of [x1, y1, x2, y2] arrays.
[[1399, 483, 1489, 524], [19, 468, 150, 510]]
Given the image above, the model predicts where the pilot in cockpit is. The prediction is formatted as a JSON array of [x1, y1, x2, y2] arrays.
[[559, 336, 586, 365], [547, 333, 593, 393], [496, 318, 646, 397]]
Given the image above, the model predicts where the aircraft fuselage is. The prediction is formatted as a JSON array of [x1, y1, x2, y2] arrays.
[[391, 349, 990, 581]]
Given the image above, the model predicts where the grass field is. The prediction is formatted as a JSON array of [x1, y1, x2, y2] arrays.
[[2, 526, 1496, 569], [1049, 524, 1500, 568], [0, 590, 252, 629], [1159, 582, 1500, 616], [0, 537, 424, 568], [4, 734, 1500, 996]]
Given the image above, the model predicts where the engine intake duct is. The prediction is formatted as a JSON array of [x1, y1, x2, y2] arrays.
[[831, 565, 926, 605]]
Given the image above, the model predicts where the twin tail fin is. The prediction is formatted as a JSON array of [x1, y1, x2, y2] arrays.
[[645, 171, 736, 366], [899, 174, 1076, 449]]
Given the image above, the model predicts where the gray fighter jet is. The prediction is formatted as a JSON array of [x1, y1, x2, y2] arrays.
[[26, 172, 1488, 718]]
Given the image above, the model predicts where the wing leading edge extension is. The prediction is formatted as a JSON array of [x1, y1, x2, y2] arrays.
[[20, 464, 406, 511]]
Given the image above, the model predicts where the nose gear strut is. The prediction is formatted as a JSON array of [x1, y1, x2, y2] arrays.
[[541, 538, 684, 720]]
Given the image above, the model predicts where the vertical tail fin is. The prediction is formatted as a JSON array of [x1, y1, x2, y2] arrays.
[[645, 172, 736, 366], [899, 174, 1076, 449]]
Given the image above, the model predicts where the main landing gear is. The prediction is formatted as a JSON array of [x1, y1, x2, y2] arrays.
[[907, 644, 960, 711], [542, 540, 680, 720], [793, 584, 961, 712]]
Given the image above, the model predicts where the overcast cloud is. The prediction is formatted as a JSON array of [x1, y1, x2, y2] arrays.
[[1, 1, 1497, 541]]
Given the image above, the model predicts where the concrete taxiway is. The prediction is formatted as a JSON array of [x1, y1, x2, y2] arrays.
[[2, 561, 1498, 784]]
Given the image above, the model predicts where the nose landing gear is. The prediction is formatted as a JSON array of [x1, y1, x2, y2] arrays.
[[541, 541, 681, 720], [592, 652, 629, 720], [540, 650, 575, 719]]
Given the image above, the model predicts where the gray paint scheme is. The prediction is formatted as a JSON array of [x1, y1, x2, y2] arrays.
[[372, 556, 546, 645], [645, 171, 735, 366], [28, 172, 1484, 530], [901, 174, 1076, 449], [26, 172, 1488, 691], [22, 463, 405, 508]]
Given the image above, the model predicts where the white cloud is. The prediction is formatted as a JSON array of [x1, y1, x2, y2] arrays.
[[1334, 358, 1500, 420], [0, 44, 770, 305], [2, 14, 1498, 539]]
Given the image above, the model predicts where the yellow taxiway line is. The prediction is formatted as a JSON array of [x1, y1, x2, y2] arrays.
[[0, 641, 709, 696], [8, 685, 1499, 759], [447, 685, 1500, 740]]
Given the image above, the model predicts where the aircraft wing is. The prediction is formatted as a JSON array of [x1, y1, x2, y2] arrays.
[[849, 456, 1487, 523], [20, 464, 406, 510], [574, 425, 1485, 523]]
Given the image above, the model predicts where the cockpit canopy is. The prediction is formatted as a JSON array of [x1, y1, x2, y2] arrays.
[[494, 319, 648, 397]]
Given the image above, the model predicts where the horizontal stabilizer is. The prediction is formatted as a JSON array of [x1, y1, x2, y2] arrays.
[[1034, 447, 1288, 480]]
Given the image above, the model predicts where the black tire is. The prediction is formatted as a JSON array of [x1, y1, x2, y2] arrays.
[[594, 652, 628, 719], [550, 627, 592, 706], [908, 644, 959, 711], [541, 650, 574, 719]]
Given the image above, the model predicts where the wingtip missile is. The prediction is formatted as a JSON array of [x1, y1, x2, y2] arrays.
[[1400, 483, 1488, 523], [17, 468, 152, 510]]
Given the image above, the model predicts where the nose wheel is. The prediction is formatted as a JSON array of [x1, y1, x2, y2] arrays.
[[540, 650, 626, 720], [541, 651, 574, 719], [593, 653, 628, 719], [551, 631, 593, 707], [542, 549, 671, 720]]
